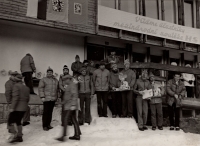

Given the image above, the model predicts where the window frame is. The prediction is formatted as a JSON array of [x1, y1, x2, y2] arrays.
[[183, 0, 195, 27]]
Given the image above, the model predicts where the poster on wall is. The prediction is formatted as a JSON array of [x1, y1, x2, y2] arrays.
[[98, 5, 200, 45]]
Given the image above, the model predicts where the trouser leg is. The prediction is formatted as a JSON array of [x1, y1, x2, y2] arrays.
[[78, 94, 85, 124], [150, 104, 157, 127], [102, 92, 108, 117], [63, 110, 72, 136], [85, 94, 91, 123], [142, 99, 148, 126], [136, 97, 143, 128], [23, 106, 30, 122], [175, 106, 180, 127], [156, 103, 163, 127], [111, 92, 117, 115], [168, 104, 175, 127], [121, 92, 127, 117], [127, 91, 133, 117], [48, 101, 55, 126], [96, 92, 103, 116], [71, 110, 81, 136]]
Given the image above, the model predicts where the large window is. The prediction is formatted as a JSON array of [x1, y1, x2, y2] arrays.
[[132, 52, 145, 62], [87, 45, 105, 62], [164, 0, 175, 23], [99, 0, 115, 9], [121, 0, 136, 14], [184, 1, 193, 27], [145, 0, 158, 19]]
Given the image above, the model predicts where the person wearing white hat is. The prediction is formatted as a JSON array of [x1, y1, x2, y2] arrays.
[[181, 64, 195, 98]]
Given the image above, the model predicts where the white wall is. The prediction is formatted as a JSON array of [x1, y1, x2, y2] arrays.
[[0, 21, 84, 93]]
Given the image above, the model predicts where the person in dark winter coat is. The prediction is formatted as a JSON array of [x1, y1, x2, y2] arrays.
[[105, 50, 120, 68], [93, 60, 110, 117], [78, 67, 94, 125], [109, 63, 122, 118], [89, 60, 96, 76], [56, 75, 81, 142], [121, 59, 136, 118], [149, 74, 163, 131], [71, 55, 83, 77], [20, 53, 36, 95], [167, 72, 186, 131], [38, 67, 59, 131], [5, 71, 31, 129], [8, 74, 30, 143], [133, 71, 151, 131]]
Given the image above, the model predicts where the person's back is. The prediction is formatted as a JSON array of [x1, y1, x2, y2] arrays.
[[12, 82, 30, 111], [5, 78, 15, 103], [20, 54, 36, 73]]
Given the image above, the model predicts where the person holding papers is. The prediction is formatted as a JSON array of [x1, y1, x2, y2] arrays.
[[133, 71, 151, 131]]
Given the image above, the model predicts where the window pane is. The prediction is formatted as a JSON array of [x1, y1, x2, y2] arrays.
[[121, 0, 136, 14], [99, 0, 115, 9], [184, 2, 193, 27], [164, 0, 174, 23], [146, 0, 158, 19], [87, 45, 105, 61]]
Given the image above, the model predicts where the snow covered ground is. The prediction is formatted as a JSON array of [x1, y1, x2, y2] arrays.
[[0, 97, 200, 146]]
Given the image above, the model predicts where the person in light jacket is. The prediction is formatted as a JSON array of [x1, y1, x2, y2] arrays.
[[93, 60, 110, 117], [149, 74, 163, 131], [78, 67, 94, 125], [133, 71, 151, 131], [38, 67, 59, 131], [121, 59, 136, 118], [167, 72, 186, 131], [181, 64, 195, 98], [20, 53, 36, 95], [8, 74, 30, 143], [56, 75, 81, 142]]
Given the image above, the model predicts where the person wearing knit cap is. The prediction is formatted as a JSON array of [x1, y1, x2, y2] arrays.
[[93, 60, 110, 117], [38, 67, 59, 131], [20, 53, 36, 95], [82, 60, 91, 75], [109, 63, 122, 118], [78, 67, 94, 125], [56, 74, 81, 141], [120, 59, 136, 118], [88, 60, 96, 76], [8, 74, 30, 143], [181, 64, 195, 98], [59, 65, 72, 126], [71, 55, 83, 77]]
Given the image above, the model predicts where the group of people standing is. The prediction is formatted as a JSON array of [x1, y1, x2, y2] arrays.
[[4, 51, 191, 143]]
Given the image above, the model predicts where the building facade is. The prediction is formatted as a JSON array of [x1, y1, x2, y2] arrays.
[[0, 0, 200, 93]]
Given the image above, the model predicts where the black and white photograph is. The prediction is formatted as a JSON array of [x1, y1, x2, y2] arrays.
[[0, 0, 200, 145]]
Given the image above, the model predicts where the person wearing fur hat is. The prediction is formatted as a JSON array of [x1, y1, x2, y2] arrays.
[[8, 74, 30, 143], [93, 60, 110, 117], [149, 74, 163, 131], [56, 75, 81, 142], [20, 53, 36, 95], [120, 59, 136, 118], [78, 67, 94, 125], [109, 63, 122, 118], [5, 71, 31, 130], [71, 55, 83, 77], [38, 67, 59, 131], [181, 64, 195, 98]]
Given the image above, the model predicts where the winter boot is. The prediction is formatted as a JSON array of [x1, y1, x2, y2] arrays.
[[9, 136, 23, 143], [55, 136, 65, 142], [69, 135, 80, 140]]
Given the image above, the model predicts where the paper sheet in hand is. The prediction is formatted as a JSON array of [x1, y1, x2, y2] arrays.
[[142, 89, 153, 99]]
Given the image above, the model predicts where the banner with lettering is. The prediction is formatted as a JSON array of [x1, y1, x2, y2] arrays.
[[98, 5, 200, 45]]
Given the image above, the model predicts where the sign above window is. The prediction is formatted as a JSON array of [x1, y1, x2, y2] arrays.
[[98, 6, 200, 45]]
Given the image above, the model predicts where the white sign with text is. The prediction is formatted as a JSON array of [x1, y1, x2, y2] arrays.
[[98, 5, 200, 45]]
